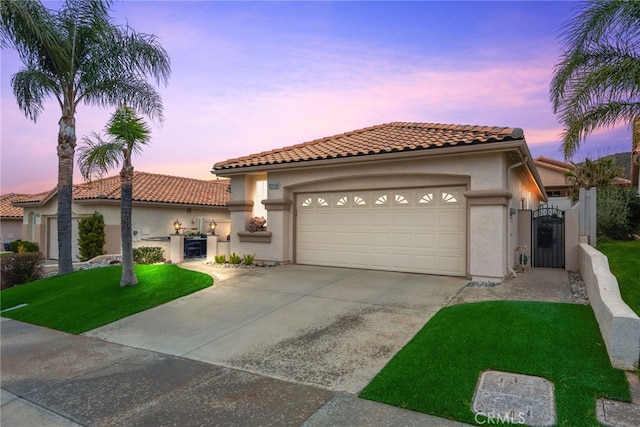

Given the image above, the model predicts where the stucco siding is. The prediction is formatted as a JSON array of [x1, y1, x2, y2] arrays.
[[20, 196, 229, 259], [1, 219, 22, 244]]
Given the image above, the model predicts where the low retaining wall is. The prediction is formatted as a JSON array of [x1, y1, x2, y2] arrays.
[[579, 243, 640, 370]]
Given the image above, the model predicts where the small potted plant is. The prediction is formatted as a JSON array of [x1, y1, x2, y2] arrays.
[[248, 216, 267, 232], [238, 216, 271, 243]]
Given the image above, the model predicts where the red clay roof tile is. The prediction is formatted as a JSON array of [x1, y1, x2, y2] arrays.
[[214, 121, 524, 170], [0, 193, 27, 218], [12, 172, 230, 207]]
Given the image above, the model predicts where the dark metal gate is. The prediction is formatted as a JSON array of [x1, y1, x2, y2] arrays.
[[532, 206, 565, 268]]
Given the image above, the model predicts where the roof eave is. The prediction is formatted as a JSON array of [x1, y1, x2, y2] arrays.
[[73, 198, 229, 208]]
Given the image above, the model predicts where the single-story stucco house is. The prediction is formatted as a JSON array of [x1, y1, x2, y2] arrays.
[[213, 121, 547, 282], [1, 193, 26, 246], [12, 172, 230, 261], [535, 156, 633, 211]]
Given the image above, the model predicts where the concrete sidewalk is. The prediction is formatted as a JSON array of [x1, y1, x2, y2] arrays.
[[1, 318, 463, 426]]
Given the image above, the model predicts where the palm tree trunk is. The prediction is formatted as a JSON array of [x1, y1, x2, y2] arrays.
[[119, 167, 138, 287], [632, 117, 640, 195], [57, 114, 76, 274]]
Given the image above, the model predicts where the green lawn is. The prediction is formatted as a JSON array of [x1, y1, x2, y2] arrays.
[[597, 240, 640, 317], [360, 301, 629, 426], [0, 264, 212, 334]]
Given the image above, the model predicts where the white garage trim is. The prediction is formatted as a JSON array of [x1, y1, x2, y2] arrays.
[[296, 186, 466, 276], [48, 217, 80, 261]]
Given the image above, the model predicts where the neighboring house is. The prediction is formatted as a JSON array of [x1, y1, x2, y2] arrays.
[[213, 121, 547, 282], [1, 193, 26, 247], [534, 156, 633, 210], [534, 156, 575, 211], [534, 157, 574, 199], [12, 172, 230, 261]]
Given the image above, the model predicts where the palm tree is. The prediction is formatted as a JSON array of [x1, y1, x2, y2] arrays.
[[0, 0, 170, 274], [633, 117, 640, 193], [550, 0, 640, 159], [78, 105, 150, 287], [565, 157, 622, 202]]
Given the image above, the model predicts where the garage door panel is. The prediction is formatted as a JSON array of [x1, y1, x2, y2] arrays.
[[387, 233, 415, 252], [413, 254, 438, 270], [313, 212, 333, 226], [370, 232, 392, 246], [297, 187, 466, 276], [392, 211, 418, 224], [439, 233, 464, 250], [350, 232, 371, 245], [438, 211, 464, 227], [333, 212, 354, 226], [370, 211, 392, 226], [415, 234, 438, 249], [333, 233, 353, 245], [392, 255, 416, 269], [439, 256, 465, 273], [315, 233, 334, 245]]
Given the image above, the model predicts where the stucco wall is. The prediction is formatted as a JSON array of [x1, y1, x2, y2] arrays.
[[508, 164, 544, 275], [1, 219, 22, 245], [537, 166, 568, 187], [21, 196, 229, 259], [579, 242, 640, 370]]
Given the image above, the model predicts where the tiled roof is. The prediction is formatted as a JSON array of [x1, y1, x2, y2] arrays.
[[0, 193, 27, 218], [214, 121, 525, 170], [534, 156, 632, 185], [534, 156, 572, 173], [13, 172, 230, 207]]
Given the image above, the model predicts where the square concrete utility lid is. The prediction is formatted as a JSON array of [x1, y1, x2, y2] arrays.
[[472, 370, 556, 426]]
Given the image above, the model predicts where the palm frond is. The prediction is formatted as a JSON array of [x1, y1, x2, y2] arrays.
[[10, 65, 61, 120], [77, 131, 124, 181], [550, 0, 640, 158], [79, 77, 165, 123], [107, 105, 151, 146], [77, 105, 151, 182], [561, 101, 640, 158]]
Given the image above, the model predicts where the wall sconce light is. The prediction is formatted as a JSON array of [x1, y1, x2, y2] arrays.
[[173, 219, 182, 235], [209, 220, 217, 235]]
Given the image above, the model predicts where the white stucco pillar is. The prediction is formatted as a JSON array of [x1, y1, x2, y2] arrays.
[[464, 190, 512, 282], [206, 235, 218, 263], [170, 234, 183, 264], [227, 200, 254, 256], [262, 198, 293, 263]]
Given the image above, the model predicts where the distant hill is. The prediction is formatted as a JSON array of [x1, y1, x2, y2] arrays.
[[600, 152, 633, 180]]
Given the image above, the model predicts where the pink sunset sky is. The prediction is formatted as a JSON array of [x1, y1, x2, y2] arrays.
[[0, 0, 632, 195]]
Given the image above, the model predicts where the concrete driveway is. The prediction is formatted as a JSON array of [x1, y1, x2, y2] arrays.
[[85, 264, 467, 393]]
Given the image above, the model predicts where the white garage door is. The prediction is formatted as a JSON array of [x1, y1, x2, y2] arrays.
[[296, 187, 466, 276]]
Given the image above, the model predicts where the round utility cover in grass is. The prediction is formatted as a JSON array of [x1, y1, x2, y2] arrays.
[[472, 370, 556, 426]]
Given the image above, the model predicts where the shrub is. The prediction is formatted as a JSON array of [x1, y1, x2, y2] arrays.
[[214, 254, 227, 264], [598, 187, 640, 240], [243, 253, 255, 265], [1, 252, 44, 290], [8, 239, 39, 253], [248, 216, 267, 232], [229, 252, 242, 265], [77, 212, 105, 261], [132, 246, 165, 264]]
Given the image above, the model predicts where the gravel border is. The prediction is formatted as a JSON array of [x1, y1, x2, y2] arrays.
[[568, 271, 590, 305], [465, 281, 501, 288]]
